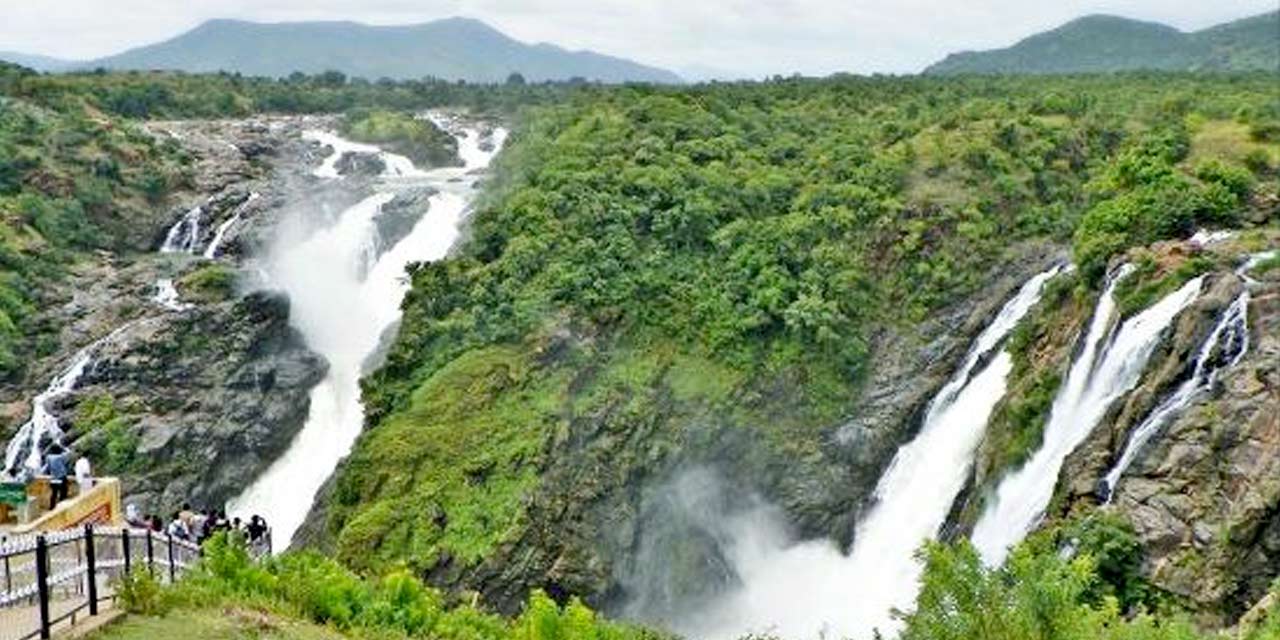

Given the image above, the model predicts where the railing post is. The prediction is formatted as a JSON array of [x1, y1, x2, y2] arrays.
[[166, 534, 176, 584], [35, 534, 51, 640], [122, 528, 132, 575], [145, 530, 155, 577], [85, 525, 98, 616]]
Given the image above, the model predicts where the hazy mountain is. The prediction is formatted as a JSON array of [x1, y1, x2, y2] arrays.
[[7, 17, 681, 84], [0, 51, 76, 72], [925, 10, 1279, 74]]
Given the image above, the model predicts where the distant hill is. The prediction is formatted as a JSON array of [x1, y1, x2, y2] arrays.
[[925, 10, 1279, 74], [1, 17, 681, 84], [0, 51, 76, 73]]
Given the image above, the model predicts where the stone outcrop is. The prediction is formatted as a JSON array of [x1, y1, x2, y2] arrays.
[[66, 290, 326, 513]]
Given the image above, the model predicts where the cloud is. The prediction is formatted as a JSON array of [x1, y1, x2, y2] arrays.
[[1, 0, 1274, 76]]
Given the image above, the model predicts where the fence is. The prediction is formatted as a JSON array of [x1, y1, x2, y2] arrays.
[[0, 526, 201, 640]]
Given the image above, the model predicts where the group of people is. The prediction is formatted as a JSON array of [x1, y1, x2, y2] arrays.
[[40, 444, 93, 510], [125, 502, 272, 554]]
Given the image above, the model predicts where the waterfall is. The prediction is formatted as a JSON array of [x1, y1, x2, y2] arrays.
[[1100, 289, 1249, 501], [204, 192, 261, 259], [302, 130, 426, 179], [152, 278, 192, 312], [229, 115, 507, 550], [160, 204, 203, 253], [681, 265, 1064, 640], [3, 323, 138, 478], [971, 267, 1204, 566]]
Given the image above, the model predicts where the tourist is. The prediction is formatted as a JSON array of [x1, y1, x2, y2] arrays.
[[125, 503, 144, 528], [179, 502, 196, 529], [75, 454, 93, 492], [43, 444, 71, 509], [167, 511, 191, 541], [148, 515, 164, 532], [191, 509, 209, 541]]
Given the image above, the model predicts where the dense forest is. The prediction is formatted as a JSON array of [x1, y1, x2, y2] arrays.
[[3, 61, 1280, 639]]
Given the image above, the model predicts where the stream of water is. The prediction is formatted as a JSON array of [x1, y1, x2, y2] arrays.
[[971, 267, 1203, 566], [229, 116, 506, 550], [684, 266, 1064, 640]]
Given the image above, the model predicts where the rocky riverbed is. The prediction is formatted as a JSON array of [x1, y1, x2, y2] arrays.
[[0, 113, 455, 515]]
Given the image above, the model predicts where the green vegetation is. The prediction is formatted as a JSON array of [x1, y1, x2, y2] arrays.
[[179, 264, 238, 302], [336, 72, 1279, 592], [0, 62, 188, 380], [1112, 251, 1219, 318], [93, 535, 663, 640], [926, 11, 1280, 75], [73, 393, 141, 473], [905, 515, 1280, 640], [341, 109, 459, 168], [91, 607, 348, 640], [972, 271, 1086, 504]]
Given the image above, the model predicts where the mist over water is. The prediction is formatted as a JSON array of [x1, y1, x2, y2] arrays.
[[654, 267, 1063, 640], [230, 115, 506, 549]]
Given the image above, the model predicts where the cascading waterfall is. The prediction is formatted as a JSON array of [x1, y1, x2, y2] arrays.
[[229, 116, 506, 550], [160, 203, 204, 253], [3, 322, 138, 478], [684, 266, 1064, 640], [204, 192, 261, 259], [1101, 248, 1274, 500], [302, 130, 425, 179], [1100, 289, 1249, 501], [153, 278, 192, 312], [971, 266, 1204, 566]]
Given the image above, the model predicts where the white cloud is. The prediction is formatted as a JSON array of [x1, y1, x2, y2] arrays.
[[0, 0, 1273, 76]]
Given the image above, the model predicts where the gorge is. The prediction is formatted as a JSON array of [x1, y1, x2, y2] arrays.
[[0, 65, 1278, 640]]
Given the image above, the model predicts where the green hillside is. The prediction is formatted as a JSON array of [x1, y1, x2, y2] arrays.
[[926, 10, 1279, 74]]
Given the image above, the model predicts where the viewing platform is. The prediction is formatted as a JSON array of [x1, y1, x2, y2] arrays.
[[0, 477, 124, 537]]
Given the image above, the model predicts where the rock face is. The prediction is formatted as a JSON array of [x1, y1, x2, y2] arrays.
[[67, 290, 326, 513], [0, 114, 342, 516], [1054, 240, 1280, 622]]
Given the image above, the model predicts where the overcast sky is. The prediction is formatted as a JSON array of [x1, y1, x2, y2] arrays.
[[1, 1, 1274, 77]]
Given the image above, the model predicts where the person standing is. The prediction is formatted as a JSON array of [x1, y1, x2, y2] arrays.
[[75, 454, 93, 492], [43, 444, 71, 510]]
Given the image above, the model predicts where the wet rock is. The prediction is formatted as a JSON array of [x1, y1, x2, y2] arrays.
[[335, 151, 386, 178], [66, 289, 326, 513], [373, 187, 436, 254]]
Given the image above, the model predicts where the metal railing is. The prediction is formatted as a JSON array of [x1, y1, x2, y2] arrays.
[[0, 526, 201, 640]]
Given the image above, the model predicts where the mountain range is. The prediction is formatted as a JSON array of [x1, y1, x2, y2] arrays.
[[0, 17, 682, 84], [926, 10, 1279, 74]]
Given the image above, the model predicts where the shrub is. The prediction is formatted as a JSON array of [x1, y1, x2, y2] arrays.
[[117, 569, 171, 616]]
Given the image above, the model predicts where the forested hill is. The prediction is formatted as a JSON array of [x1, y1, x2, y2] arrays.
[[3, 17, 681, 84], [925, 10, 1280, 75]]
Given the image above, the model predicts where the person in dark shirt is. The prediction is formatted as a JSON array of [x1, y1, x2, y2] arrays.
[[42, 444, 71, 509]]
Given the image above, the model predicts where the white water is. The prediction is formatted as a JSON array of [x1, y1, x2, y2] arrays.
[[230, 116, 506, 550], [160, 203, 204, 253], [152, 278, 192, 312], [972, 267, 1203, 566], [1241, 250, 1277, 286], [1101, 288, 1249, 501], [1189, 229, 1234, 247], [3, 323, 138, 477], [302, 130, 425, 179], [684, 266, 1064, 640], [204, 192, 260, 259]]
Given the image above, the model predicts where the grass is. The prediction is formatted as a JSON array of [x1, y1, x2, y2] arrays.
[[1187, 119, 1280, 167], [88, 607, 351, 640]]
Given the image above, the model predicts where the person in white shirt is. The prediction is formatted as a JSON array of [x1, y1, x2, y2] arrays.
[[75, 455, 93, 492]]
